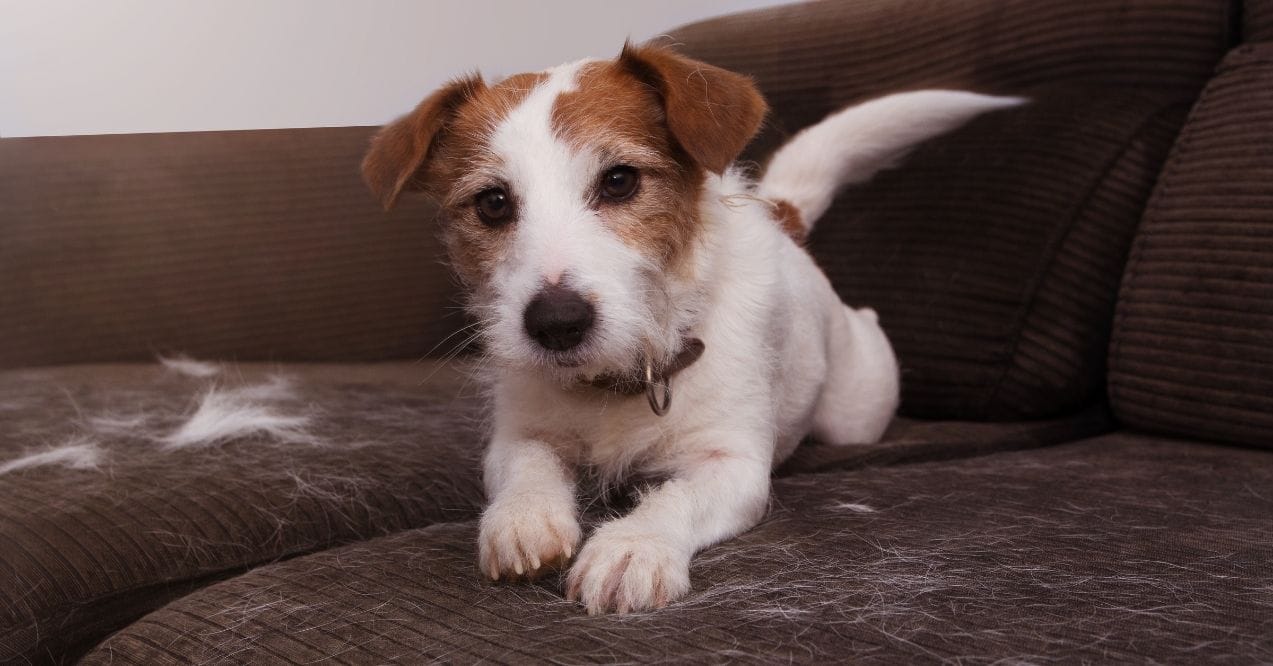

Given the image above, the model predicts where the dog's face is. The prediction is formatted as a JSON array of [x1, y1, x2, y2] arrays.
[[364, 45, 766, 380]]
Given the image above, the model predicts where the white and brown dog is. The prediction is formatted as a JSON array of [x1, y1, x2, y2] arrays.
[[363, 43, 1020, 614]]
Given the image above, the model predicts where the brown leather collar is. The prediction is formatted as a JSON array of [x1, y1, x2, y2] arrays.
[[581, 338, 705, 415]]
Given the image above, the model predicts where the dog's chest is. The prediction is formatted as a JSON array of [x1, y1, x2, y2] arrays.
[[530, 391, 679, 477]]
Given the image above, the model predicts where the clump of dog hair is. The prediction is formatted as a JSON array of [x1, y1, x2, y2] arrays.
[[0, 438, 103, 476], [161, 376, 319, 449]]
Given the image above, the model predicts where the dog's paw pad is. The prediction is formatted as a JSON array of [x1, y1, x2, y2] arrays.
[[565, 526, 690, 614], [479, 498, 580, 583]]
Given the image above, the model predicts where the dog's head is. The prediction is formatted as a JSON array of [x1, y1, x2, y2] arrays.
[[363, 44, 766, 381]]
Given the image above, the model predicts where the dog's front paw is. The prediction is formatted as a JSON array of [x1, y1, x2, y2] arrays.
[[479, 496, 581, 582], [565, 523, 691, 614]]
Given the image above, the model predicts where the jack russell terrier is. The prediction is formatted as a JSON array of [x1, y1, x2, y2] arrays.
[[363, 42, 1021, 614]]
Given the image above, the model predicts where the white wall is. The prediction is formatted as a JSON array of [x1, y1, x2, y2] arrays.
[[0, 0, 792, 138]]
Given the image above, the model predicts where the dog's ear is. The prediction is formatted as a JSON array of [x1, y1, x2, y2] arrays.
[[362, 75, 484, 211], [618, 42, 767, 174]]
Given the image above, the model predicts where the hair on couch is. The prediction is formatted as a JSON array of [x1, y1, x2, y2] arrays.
[[0, 437, 103, 475], [158, 354, 224, 378], [0, 356, 324, 475], [161, 375, 317, 449]]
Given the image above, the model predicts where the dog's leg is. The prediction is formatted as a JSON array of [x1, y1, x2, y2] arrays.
[[478, 435, 582, 581], [565, 441, 771, 614], [812, 304, 899, 445]]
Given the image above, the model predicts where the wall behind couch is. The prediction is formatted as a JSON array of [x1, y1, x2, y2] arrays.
[[0, 0, 791, 138]]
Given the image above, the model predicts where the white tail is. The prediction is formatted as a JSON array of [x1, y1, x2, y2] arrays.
[[757, 90, 1025, 234]]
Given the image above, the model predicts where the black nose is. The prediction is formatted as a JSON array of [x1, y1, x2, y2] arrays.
[[523, 285, 595, 352]]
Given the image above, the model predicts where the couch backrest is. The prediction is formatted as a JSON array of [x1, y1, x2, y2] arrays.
[[672, 0, 1235, 420], [0, 128, 461, 369], [1108, 38, 1273, 447], [1249, 0, 1273, 42]]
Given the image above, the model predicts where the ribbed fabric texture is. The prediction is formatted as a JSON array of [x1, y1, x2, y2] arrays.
[[670, 0, 1228, 420], [83, 435, 1273, 664], [0, 363, 1107, 664], [817, 91, 1186, 420], [0, 128, 465, 369], [670, 0, 1233, 165], [0, 363, 487, 663], [1110, 45, 1273, 448], [1250, 0, 1273, 41]]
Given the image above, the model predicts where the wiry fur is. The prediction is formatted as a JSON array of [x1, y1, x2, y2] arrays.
[[162, 376, 317, 449], [0, 438, 102, 476], [363, 44, 1021, 614]]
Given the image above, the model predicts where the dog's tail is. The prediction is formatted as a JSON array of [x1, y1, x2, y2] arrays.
[[757, 90, 1025, 237]]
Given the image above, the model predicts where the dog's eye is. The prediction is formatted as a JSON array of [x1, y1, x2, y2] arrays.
[[600, 166, 639, 201], [475, 188, 513, 227]]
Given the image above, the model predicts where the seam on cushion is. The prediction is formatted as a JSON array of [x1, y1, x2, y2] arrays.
[[982, 96, 1189, 418], [1106, 60, 1241, 415]]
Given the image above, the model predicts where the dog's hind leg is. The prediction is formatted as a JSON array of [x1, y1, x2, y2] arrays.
[[811, 305, 899, 445]]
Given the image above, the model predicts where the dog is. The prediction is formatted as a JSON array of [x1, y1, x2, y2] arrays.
[[363, 42, 1021, 614]]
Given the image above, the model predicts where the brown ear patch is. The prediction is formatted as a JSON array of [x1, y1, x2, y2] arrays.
[[361, 75, 485, 210], [617, 42, 767, 173]]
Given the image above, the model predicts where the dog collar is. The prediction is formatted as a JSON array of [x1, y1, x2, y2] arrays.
[[582, 338, 705, 416]]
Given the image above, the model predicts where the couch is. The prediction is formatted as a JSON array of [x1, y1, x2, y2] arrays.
[[2, 0, 1270, 662]]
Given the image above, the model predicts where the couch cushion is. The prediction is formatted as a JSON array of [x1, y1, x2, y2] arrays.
[[671, 0, 1229, 420], [84, 433, 1273, 663], [821, 90, 1188, 420], [0, 361, 487, 663], [0, 360, 1107, 663], [0, 128, 462, 370], [1109, 44, 1273, 448]]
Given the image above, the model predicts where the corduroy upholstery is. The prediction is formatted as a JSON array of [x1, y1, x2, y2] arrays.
[[2, 0, 1271, 662], [1249, 0, 1273, 41], [817, 91, 1187, 419], [83, 435, 1273, 664], [670, 0, 1232, 419], [0, 129, 459, 370], [668, 0, 1234, 163], [0, 361, 1106, 664], [1109, 44, 1273, 448], [0, 362, 486, 662]]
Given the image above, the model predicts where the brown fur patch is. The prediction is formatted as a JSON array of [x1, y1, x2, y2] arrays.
[[616, 44, 768, 175], [770, 198, 806, 243], [361, 76, 484, 210], [363, 45, 768, 289], [424, 72, 548, 287], [551, 61, 703, 270]]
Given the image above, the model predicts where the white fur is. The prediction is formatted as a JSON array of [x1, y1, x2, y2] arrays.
[[161, 376, 317, 449], [477, 60, 694, 380], [159, 354, 223, 378], [759, 90, 1026, 229], [468, 72, 1022, 613], [0, 439, 102, 475]]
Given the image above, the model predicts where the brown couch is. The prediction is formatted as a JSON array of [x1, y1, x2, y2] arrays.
[[2, 0, 1271, 662]]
